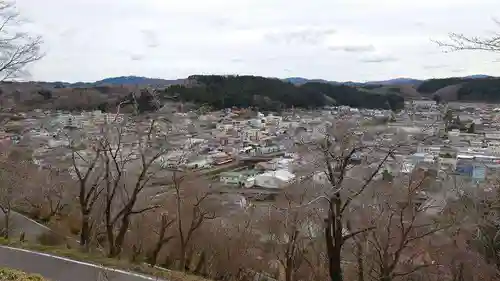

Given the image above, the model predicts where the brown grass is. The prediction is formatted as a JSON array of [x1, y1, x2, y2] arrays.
[[0, 268, 47, 281], [0, 239, 210, 281]]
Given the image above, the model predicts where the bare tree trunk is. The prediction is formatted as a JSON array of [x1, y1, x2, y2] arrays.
[[108, 213, 131, 258], [354, 239, 365, 281], [130, 244, 142, 263], [148, 243, 164, 267], [379, 272, 392, 281], [325, 195, 344, 281], [3, 209, 10, 239], [193, 251, 206, 275], [284, 258, 294, 281], [80, 213, 91, 247], [147, 231, 174, 266], [106, 222, 116, 257]]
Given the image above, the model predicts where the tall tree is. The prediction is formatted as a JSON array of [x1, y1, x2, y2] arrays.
[[0, 1, 43, 80], [0, 150, 30, 238], [303, 122, 398, 281], [435, 19, 500, 52]]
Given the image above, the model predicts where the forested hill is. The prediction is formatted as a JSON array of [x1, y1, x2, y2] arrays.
[[162, 75, 405, 111], [417, 77, 500, 102]]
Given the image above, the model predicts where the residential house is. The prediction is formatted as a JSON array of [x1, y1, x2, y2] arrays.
[[254, 169, 295, 189], [219, 170, 259, 187]]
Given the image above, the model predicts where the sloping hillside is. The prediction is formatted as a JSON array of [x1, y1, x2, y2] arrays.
[[433, 84, 463, 101], [417, 77, 500, 102], [417, 78, 470, 94], [359, 84, 421, 99], [0, 82, 139, 112]]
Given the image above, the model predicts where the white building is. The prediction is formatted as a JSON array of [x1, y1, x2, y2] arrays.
[[254, 169, 296, 189]]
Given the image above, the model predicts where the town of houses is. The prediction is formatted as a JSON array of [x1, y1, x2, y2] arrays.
[[2, 99, 500, 207]]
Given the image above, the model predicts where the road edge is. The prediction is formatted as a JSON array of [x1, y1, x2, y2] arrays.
[[0, 245, 162, 281]]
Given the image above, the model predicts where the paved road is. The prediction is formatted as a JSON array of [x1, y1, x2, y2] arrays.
[[0, 246, 163, 281], [0, 211, 52, 241]]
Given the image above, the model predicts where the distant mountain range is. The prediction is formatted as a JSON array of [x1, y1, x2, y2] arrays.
[[283, 75, 494, 87], [40, 74, 495, 88], [47, 76, 184, 88], [3, 74, 500, 113]]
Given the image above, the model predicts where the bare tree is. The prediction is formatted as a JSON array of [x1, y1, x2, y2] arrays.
[[0, 1, 43, 80], [125, 213, 149, 263], [196, 208, 264, 281], [434, 19, 500, 52], [263, 184, 321, 281], [432, 228, 499, 281], [171, 176, 217, 271], [455, 177, 500, 277], [98, 118, 169, 258], [306, 123, 396, 281], [69, 136, 105, 247], [346, 220, 369, 281], [364, 175, 454, 281], [22, 168, 72, 222], [0, 149, 31, 238], [146, 210, 175, 267]]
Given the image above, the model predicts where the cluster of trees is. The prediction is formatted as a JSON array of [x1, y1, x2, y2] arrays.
[[163, 75, 405, 112], [457, 78, 500, 102], [0, 84, 163, 113], [418, 77, 500, 102]]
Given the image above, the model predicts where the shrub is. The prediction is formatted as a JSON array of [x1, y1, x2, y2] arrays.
[[36, 232, 65, 246], [0, 268, 48, 281]]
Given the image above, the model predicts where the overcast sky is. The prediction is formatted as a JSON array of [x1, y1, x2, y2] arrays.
[[14, 0, 500, 82]]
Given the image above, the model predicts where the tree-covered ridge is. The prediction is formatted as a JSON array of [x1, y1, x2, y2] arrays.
[[417, 77, 471, 93], [457, 78, 500, 101], [163, 75, 405, 111], [418, 77, 500, 102]]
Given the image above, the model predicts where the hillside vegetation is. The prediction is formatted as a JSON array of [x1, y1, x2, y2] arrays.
[[417, 77, 471, 94], [4, 75, 500, 113], [0, 75, 406, 112], [0, 268, 47, 281], [417, 77, 500, 102], [163, 75, 405, 111]]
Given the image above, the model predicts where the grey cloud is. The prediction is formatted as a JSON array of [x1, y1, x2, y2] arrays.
[[211, 18, 231, 27], [451, 69, 464, 73], [231, 58, 243, 63], [141, 29, 159, 48], [130, 54, 144, 61], [264, 28, 336, 45], [59, 28, 77, 39], [359, 56, 398, 63], [329, 44, 375, 53], [423, 64, 449, 69]]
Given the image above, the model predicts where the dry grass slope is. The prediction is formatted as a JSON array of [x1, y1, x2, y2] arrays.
[[393, 85, 422, 99], [433, 84, 463, 101]]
